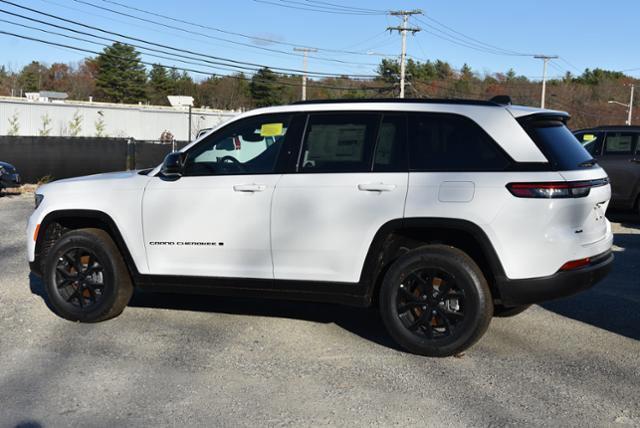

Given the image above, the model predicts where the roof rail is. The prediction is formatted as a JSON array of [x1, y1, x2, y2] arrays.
[[290, 98, 500, 107]]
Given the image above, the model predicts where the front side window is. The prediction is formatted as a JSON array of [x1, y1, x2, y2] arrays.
[[298, 113, 379, 173], [183, 114, 291, 176], [408, 113, 509, 171], [604, 132, 637, 155], [575, 132, 604, 156]]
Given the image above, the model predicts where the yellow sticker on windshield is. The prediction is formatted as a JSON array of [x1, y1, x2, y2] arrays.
[[260, 123, 284, 137], [583, 134, 596, 142]]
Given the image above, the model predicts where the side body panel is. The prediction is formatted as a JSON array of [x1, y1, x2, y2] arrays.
[[27, 171, 151, 273], [142, 174, 281, 278], [271, 172, 408, 282], [405, 170, 613, 280]]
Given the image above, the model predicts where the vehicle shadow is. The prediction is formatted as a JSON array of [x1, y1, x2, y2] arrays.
[[542, 217, 640, 341], [128, 291, 401, 351], [28, 272, 400, 351]]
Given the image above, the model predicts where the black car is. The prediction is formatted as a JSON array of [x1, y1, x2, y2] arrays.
[[0, 161, 21, 191], [574, 126, 640, 214]]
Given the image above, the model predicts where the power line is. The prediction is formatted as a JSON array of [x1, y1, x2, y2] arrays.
[[66, 0, 378, 67], [0, 16, 276, 76], [0, 1, 379, 78], [0, 28, 389, 92], [89, 0, 388, 58], [303, 0, 386, 14], [416, 15, 534, 57], [413, 16, 533, 57], [252, 0, 387, 15]]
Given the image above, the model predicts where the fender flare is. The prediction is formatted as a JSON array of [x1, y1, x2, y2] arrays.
[[35, 209, 141, 277], [358, 217, 507, 303]]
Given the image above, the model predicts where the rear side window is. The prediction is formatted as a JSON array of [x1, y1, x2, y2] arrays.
[[373, 114, 407, 172], [520, 119, 595, 170], [603, 132, 637, 155], [408, 113, 509, 171], [574, 132, 604, 156], [299, 113, 379, 173]]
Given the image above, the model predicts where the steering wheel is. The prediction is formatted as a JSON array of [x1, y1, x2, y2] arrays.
[[218, 155, 245, 172]]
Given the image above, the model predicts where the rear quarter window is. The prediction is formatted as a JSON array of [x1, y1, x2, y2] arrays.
[[519, 118, 595, 170]]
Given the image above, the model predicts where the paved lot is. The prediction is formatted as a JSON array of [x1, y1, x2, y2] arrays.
[[1, 193, 639, 427]]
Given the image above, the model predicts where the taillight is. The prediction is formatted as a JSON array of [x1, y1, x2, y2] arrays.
[[506, 178, 608, 199], [560, 257, 590, 270]]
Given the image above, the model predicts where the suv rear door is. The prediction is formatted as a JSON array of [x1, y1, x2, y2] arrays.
[[270, 112, 408, 283]]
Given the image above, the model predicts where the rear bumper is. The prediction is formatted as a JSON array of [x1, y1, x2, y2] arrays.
[[1, 173, 21, 188], [496, 250, 614, 306]]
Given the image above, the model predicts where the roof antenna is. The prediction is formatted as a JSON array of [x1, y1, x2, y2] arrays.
[[489, 95, 512, 105]]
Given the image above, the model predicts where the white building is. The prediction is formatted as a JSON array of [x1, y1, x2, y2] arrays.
[[0, 96, 238, 140]]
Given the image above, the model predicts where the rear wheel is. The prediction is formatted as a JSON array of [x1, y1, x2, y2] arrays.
[[379, 245, 493, 357], [44, 228, 133, 322]]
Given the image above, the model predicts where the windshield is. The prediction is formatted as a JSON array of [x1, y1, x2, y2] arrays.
[[520, 119, 596, 170]]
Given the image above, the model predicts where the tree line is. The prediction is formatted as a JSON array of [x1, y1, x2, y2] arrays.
[[0, 41, 637, 129]]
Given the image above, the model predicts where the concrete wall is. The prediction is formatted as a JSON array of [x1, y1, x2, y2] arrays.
[[0, 97, 238, 141]]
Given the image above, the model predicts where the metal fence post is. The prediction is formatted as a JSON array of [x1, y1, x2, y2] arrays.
[[126, 138, 135, 170]]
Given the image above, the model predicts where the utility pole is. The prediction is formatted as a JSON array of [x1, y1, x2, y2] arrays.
[[387, 10, 421, 99], [608, 84, 635, 125], [627, 84, 635, 126], [293, 47, 317, 101], [534, 55, 558, 108]]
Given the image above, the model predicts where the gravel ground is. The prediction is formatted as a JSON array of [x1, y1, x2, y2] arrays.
[[1, 193, 639, 427]]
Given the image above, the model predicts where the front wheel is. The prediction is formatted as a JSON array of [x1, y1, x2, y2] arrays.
[[493, 304, 531, 318], [379, 245, 493, 357], [44, 228, 134, 322]]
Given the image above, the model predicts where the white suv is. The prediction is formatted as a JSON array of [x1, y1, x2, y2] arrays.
[[27, 98, 614, 357]]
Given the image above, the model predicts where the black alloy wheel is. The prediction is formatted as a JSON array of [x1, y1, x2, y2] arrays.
[[44, 228, 134, 322], [379, 245, 493, 357], [396, 268, 465, 339], [54, 248, 106, 310]]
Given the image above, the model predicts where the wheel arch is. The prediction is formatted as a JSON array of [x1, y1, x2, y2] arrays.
[[359, 218, 507, 305], [34, 209, 140, 278]]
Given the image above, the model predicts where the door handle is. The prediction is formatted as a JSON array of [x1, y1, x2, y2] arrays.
[[233, 184, 266, 192], [357, 183, 396, 192]]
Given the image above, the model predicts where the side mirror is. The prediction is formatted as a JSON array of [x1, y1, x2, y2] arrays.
[[160, 152, 186, 179]]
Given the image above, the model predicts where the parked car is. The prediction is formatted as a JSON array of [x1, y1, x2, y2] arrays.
[[0, 161, 21, 191], [574, 126, 640, 213], [27, 98, 613, 357], [195, 128, 212, 140]]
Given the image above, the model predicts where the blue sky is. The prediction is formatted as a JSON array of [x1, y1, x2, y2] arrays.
[[1, 0, 638, 81]]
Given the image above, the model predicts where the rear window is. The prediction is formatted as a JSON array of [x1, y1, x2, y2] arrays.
[[520, 119, 595, 170]]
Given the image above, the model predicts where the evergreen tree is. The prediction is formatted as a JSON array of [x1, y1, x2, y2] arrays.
[[250, 67, 283, 107], [147, 64, 174, 105], [460, 63, 474, 80], [94, 42, 147, 103], [18, 61, 46, 92]]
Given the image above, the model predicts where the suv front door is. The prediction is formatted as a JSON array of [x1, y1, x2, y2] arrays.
[[597, 131, 639, 208], [142, 113, 297, 278], [270, 112, 409, 283]]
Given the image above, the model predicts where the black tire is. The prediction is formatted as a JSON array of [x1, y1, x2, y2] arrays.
[[379, 245, 493, 357], [493, 304, 531, 318], [44, 228, 133, 322]]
